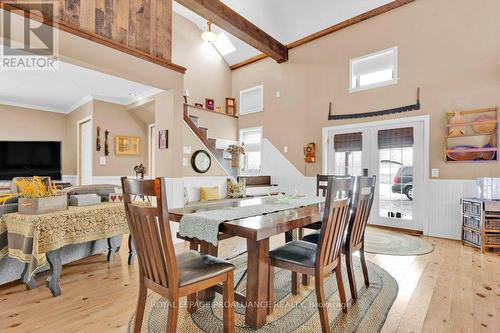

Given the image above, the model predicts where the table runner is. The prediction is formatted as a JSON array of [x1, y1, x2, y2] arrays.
[[178, 196, 325, 246], [0, 203, 128, 277]]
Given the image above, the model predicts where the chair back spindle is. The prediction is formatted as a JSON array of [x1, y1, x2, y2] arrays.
[[316, 175, 329, 197], [121, 177, 178, 289], [316, 176, 354, 271], [346, 176, 376, 249]]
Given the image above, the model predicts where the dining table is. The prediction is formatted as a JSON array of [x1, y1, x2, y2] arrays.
[[169, 197, 324, 329]]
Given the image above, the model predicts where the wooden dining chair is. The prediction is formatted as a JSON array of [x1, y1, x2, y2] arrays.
[[300, 175, 354, 286], [267, 176, 353, 333], [343, 176, 376, 300], [297, 175, 339, 241], [121, 177, 235, 333], [301, 176, 376, 300]]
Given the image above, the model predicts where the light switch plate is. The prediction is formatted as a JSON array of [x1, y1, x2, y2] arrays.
[[432, 168, 439, 177], [284, 145, 288, 153], [276, 91, 280, 98], [99, 157, 107, 165], [182, 157, 188, 167], [183, 146, 192, 154]]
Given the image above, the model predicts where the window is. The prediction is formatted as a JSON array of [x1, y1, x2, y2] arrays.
[[349, 47, 398, 93], [333, 132, 363, 176], [212, 33, 235, 56], [239, 85, 264, 115], [240, 127, 262, 172]]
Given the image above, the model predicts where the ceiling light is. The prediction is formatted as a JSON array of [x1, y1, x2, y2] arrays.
[[201, 21, 217, 43], [129, 93, 136, 96], [212, 33, 236, 56]]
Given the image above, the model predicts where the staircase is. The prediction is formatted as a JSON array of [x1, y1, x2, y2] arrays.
[[183, 104, 237, 178]]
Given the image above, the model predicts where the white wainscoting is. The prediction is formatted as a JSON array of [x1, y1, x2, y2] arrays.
[[424, 179, 476, 240], [62, 175, 77, 185], [183, 176, 229, 202], [76, 173, 476, 242]]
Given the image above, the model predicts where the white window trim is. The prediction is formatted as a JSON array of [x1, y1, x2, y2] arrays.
[[239, 84, 264, 115], [348, 46, 398, 93], [240, 126, 263, 173]]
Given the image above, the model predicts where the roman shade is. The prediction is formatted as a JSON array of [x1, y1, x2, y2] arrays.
[[334, 132, 362, 152], [377, 127, 414, 149]]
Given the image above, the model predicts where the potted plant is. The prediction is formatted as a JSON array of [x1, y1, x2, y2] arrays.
[[226, 144, 245, 169], [15, 177, 68, 215]]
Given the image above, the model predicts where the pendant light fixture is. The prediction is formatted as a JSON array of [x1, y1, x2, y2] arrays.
[[201, 21, 217, 43]]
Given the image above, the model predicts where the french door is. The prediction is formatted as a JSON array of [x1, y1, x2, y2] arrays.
[[326, 119, 426, 231]]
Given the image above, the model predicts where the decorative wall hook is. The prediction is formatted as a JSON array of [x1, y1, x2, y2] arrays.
[[96, 126, 101, 151], [104, 130, 110, 156]]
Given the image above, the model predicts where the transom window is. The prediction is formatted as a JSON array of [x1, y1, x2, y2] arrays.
[[240, 127, 262, 172], [349, 47, 398, 93]]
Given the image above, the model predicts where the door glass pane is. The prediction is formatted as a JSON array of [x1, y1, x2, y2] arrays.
[[333, 151, 362, 176], [378, 146, 413, 220]]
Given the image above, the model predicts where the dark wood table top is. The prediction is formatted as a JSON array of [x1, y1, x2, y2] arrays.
[[169, 197, 324, 241]]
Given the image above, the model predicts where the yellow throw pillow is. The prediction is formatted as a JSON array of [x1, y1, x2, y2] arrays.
[[200, 186, 219, 202]]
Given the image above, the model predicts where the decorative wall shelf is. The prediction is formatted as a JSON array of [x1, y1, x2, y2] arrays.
[[445, 107, 498, 163], [185, 104, 238, 119]]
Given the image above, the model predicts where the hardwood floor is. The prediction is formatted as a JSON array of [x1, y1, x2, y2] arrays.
[[0, 233, 498, 332]]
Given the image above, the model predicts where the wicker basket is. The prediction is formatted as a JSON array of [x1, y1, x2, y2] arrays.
[[485, 219, 500, 230], [485, 233, 500, 245]]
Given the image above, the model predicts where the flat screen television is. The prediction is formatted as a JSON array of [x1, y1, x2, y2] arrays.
[[0, 141, 62, 180]]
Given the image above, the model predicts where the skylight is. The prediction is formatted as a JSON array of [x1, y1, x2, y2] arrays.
[[212, 33, 236, 56]]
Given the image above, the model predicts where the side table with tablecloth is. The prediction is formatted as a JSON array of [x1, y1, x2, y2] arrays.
[[0, 203, 135, 296]]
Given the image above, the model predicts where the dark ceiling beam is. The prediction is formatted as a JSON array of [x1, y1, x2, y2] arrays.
[[175, 0, 288, 63]]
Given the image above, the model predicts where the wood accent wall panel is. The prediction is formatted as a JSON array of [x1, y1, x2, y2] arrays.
[[3, 0, 179, 71]]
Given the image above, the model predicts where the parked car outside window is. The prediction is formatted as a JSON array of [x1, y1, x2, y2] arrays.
[[391, 166, 413, 200]]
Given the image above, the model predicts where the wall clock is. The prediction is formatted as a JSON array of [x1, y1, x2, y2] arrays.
[[191, 150, 211, 173]]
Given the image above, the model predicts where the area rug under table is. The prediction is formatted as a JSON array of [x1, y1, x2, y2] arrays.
[[364, 226, 434, 256], [128, 256, 398, 333]]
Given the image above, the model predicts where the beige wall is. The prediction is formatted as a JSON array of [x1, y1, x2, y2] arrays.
[[92, 100, 148, 177], [172, 13, 233, 113], [232, 0, 500, 180], [189, 108, 238, 141], [0, 104, 68, 173]]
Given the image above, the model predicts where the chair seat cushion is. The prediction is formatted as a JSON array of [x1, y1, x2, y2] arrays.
[[269, 240, 317, 268], [302, 221, 322, 230], [302, 231, 320, 244], [177, 251, 234, 287]]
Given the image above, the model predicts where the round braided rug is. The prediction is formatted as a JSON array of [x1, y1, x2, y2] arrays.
[[128, 256, 398, 333], [364, 227, 434, 256]]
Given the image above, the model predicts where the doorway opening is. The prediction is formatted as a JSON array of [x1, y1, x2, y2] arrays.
[[78, 117, 93, 185]]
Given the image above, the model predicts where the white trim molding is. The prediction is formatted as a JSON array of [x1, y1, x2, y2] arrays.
[[349, 46, 398, 93], [239, 84, 264, 115]]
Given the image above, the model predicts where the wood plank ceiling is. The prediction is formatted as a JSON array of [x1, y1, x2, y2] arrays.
[[0, 0, 185, 72]]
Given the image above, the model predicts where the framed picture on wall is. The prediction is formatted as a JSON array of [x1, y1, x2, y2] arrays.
[[115, 135, 140, 155], [205, 98, 215, 110], [159, 130, 168, 149]]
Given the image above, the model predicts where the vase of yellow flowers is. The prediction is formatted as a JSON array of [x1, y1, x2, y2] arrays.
[[15, 177, 67, 215], [226, 144, 245, 169]]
